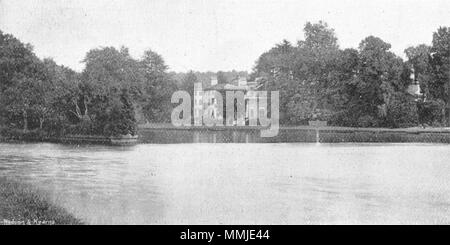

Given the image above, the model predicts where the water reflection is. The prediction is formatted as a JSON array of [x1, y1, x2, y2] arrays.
[[1, 142, 450, 224]]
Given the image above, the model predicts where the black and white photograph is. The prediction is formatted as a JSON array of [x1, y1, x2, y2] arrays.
[[1, 0, 450, 232]]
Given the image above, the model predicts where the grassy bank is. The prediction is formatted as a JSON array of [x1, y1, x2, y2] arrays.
[[0, 177, 82, 225]]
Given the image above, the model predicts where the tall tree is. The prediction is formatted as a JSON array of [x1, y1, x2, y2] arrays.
[[430, 27, 450, 125], [80, 46, 145, 135], [0, 31, 49, 130], [0, 31, 40, 92], [350, 36, 406, 126], [41, 58, 81, 130], [216, 71, 228, 84], [179, 71, 198, 101], [405, 45, 433, 96], [140, 49, 177, 123], [292, 21, 340, 122], [405, 44, 445, 125]]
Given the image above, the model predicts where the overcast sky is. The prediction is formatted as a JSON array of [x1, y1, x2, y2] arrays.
[[1, 0, 449, 73]]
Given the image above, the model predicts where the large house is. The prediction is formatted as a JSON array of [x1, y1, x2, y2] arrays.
[[193, 76, 265, 126]]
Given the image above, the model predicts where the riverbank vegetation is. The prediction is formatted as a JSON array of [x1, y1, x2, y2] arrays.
[[0, 31, 177, 139], [247, 22, 450, 127], [0, 177, 82, 225], [1, 21, 450, 139]]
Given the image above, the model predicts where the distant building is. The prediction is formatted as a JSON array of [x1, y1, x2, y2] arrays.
[[407, 67, 423, 101], [194, 76, 266, 126]]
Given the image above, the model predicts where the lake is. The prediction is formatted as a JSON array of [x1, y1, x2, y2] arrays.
[[1, 142, 450, 224]]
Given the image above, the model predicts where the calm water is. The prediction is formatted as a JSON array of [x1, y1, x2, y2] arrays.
[[1, 142, 450, 224]]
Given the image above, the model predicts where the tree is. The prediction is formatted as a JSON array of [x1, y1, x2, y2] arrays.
[[80, 46, 145, 135], [41, 58, 81, 132], [1, 30, 179, 135], [140, 49, 177, 123], [104, 89, 137, 136], [0, 31, 54, 131], [0, 31, 40, 93], [405, 44, 445, 125], [405, 45, 433, 94], [2, 77, 35, 131], [430, 27, 450, 125], [386, 92, 419, 127], [216, 71, 228, 84], [180, 71, 198, 92], [301, 21, 339, 50], [327, 48, 360, 125], [255, 22, 341, 124], [350, 36, 406, 127], [256, 40, 296, 122], [252, 21, 421, 128], [0, 31, 47, 129], [293, 22, 341, 122]]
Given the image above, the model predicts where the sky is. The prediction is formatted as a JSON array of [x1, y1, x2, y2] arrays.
[[0, 0, 449, 73]]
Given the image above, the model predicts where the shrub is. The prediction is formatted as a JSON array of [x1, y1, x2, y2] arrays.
[[357, 115, 377, 127], [0, 127, 46, 141], [418, 99, 445, 126], [386, 93, 419, 128], [103, 90, 137, 137]]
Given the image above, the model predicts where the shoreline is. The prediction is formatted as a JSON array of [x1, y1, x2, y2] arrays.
[[0, 177, 82, 225], [0, 129, 139, 146], [139, 124, 450, 144], [138, 123, 450, 132], [2, 125, 450, 144]]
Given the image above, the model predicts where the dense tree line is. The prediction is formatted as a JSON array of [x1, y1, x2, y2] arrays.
[[0, 31, 177, 137], [1, 21, 449, 137], [251, 21, 450, 128]]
